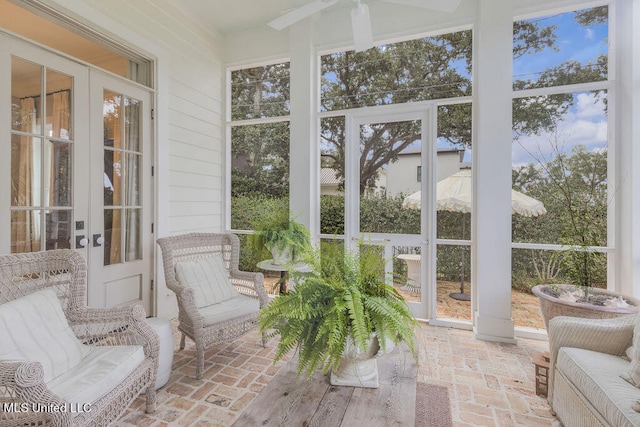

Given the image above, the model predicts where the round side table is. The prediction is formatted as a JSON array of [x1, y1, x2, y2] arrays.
[[146, 317, 174, 389]]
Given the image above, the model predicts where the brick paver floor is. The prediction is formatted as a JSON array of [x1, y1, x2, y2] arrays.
[[117, 317, 555, 426]]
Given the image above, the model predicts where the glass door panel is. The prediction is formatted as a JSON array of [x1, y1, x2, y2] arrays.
[[90, 71, 151, 311], [347, 110, 432, 319], [358, 119, 422, 235], [10, 56, 75, 252], [102, 90, 143, 266]]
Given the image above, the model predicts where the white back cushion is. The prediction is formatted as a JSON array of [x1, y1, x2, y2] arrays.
[[0, 288, 89, 382], [175, 254, 239, 308]]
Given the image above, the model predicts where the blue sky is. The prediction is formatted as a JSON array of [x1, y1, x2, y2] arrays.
[[510, 8, 608, 168], [513, 10, 608, 83], [437, 8, 610, 167]]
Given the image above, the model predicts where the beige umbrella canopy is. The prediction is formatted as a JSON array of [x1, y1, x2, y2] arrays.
[[402, 169, 547, 217], [401, 168, 546, 300]]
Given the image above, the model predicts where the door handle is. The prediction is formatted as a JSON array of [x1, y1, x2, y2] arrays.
[[93, 234, 105, 247], [76, 235, 89, 248]]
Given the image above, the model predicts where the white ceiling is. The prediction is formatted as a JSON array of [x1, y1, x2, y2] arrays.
[[168, 0, 383, 36]]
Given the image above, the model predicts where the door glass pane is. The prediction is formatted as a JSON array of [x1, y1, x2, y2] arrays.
[[320, 117, 345, 235], [10, 57, 76, 254], [46, 141, 71, 207], [45, 210, 71, 250], [125, 96, 141, 152], [104, 149, 122, 206], [11, 58, 42, 133], [45, 70, 72, 140], [11, 134, 42, 206], [437, 243, 471, 320], [103, 91, 122, 149], [103, 89, 143, 266], [393, 245, 421, 303], [125, 153, 141, 206], [104, 208, 122, 265], [125, 208, 141, 261], [359, 120, 422, 235], [11, 210, 41, 253]]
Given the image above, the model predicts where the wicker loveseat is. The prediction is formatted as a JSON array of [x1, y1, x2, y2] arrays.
[[157, 233, 269, 379], [548, 314, 640, 426], [0, 249, 158, 427]]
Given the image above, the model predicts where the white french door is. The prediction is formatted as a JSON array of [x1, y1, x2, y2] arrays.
[[1, 33, 154, 312], [88, 72, 153, 312], [345, 107, 435, 319]]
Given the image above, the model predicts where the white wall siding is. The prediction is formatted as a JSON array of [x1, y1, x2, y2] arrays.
[[76, 0, 225, 237]]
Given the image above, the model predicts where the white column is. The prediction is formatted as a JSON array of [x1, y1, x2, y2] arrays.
[[288, 20, 319, 237], [472, 0, 515, 343], [614, 1, 640, 297]]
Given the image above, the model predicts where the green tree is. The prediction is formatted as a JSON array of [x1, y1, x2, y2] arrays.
[[230, 64, 291, 200], [512, 133, 608, 287], [320, 6, 608, 193]]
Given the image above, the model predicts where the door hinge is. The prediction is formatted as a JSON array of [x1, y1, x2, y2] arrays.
[[151, 279, 154, 291], [151, 108, 154, 120], [151, 223, 154, 234], [151, 166, 154, 177]]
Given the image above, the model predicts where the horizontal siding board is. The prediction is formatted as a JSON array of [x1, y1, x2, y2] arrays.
[[168, 186, 220, 203], [168, 140, 220, 161], [170, 201, 218, 217], [170, 156, 219, 176], [168, 129, 219, 152], [79, 0, 225, 236], [169, 171, 219, 189], [169, 215, 222, 234], [169, 109, 221, 137]]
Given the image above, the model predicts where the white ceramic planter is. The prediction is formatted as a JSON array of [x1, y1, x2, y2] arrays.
[[330, 335, 381, 388], [270, 245, 292, 266]]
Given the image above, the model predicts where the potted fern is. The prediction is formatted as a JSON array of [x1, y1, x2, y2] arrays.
[[258, 240, 418, 388], [249, 208, 311, 266]]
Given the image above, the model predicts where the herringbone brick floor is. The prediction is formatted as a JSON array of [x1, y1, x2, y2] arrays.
[[116, 318, 555, 426]]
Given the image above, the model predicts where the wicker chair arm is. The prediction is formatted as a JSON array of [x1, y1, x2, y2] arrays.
[[547, 314, 637, 405], [0, 361, 70, 427], [230, 269, 269, 307], [68, 305, 160, 359], [177, 286, 205, 329]]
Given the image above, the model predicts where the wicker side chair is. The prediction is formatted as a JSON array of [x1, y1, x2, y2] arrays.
[[0, 249, 158, 427], [157, 233, 269, 379]]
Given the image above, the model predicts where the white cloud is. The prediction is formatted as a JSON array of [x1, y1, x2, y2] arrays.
[[512, 92, 607, 166], [585, 28, 594, 40]]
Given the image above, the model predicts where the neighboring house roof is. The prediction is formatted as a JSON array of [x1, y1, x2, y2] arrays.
[[321, 168, 341, 185], [398, 147, 465, 156]]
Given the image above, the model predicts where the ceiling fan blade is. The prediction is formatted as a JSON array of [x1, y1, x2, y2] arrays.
[[268, 0, 339, 31], [382, 0, 462, 13], [351, 2, 374, 52]]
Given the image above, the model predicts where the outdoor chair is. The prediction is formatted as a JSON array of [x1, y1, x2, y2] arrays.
[[0, 249, 158, 427], [157, 233, 269, 379]]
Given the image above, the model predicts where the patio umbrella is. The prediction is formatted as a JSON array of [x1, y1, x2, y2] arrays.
[[402, 169, 547, 216], [401, 169, 547, 300]]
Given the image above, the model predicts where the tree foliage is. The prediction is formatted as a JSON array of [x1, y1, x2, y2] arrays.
[[512, 136, 608, 288]]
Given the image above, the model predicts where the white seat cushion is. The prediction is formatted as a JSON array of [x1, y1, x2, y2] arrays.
[[175, 255, 239, 308], [557, 347, 640, 427], [198, 294, 260, 327], [48, 345, 145, 411], [0, 288, 89, 382]]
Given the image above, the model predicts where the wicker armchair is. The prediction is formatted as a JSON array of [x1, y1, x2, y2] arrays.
[[0, 249, 158, 427], [548, 314, 639, 426], [157, 233, 269, 379]]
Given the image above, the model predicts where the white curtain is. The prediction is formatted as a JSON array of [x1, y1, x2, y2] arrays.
[[125, 98, 141, 261], [12, 97, 39, 252]]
